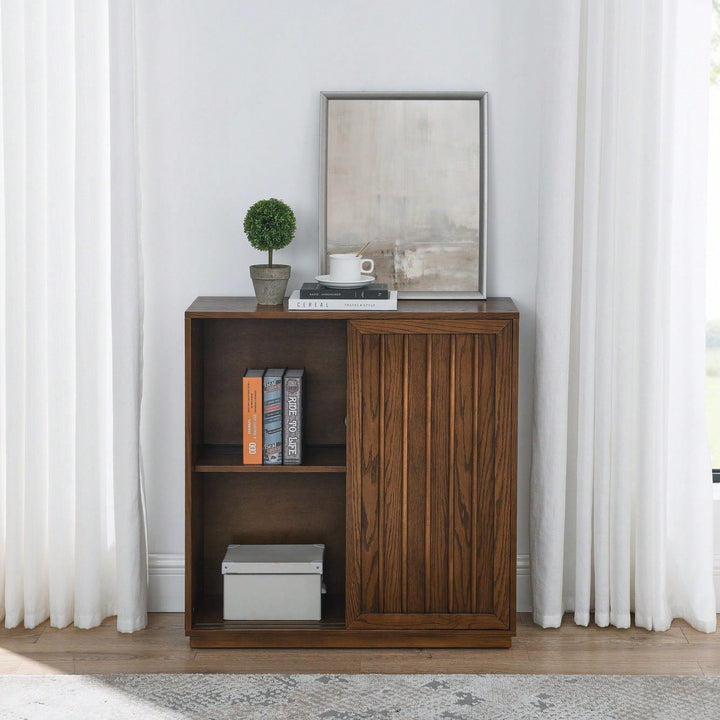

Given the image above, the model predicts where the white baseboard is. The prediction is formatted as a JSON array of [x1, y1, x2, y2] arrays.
[[516, 553, 531, 612], [148, 554, 185, 612], [148, 553, 535, 614], [148, 552, 720, 615]]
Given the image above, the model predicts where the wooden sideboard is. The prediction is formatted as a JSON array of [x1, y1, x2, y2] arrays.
[[185, 297, 518, 648]]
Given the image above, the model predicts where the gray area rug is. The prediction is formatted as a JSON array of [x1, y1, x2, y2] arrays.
[[1, 673, 719, 719]]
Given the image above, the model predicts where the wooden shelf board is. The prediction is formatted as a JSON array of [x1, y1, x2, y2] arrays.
[[194, 444, 346, 473]]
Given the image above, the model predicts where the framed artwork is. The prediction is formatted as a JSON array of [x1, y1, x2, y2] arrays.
[[319, 92, 487, 299]]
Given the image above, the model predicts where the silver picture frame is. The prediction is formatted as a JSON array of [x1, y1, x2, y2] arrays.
[[319, 92, 488, 299]]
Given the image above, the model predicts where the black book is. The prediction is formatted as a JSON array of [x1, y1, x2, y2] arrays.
[[299, 282, 390, 299]]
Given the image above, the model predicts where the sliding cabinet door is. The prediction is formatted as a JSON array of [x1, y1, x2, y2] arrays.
[[346, 318, 517, 631]]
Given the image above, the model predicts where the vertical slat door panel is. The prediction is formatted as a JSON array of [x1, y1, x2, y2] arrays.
[[360, 334, 381, 615], [476, 334, 497, 614], [381, 335, 405, 613], [347, 332, 381, 619], [346, 319, 516, 631], [427, 335, 451, 613], [450, 333, 478, 613], [405, 334, 428, 613], [492, 319, 515, 627]]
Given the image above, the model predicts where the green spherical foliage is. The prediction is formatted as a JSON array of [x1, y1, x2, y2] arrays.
[[243, 199, 296, 264]]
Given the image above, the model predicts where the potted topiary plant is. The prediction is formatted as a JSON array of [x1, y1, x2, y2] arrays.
[[243, 198, 297, 305]]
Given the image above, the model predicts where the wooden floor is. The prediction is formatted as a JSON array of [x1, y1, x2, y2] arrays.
[[0, 613, 719, 675]]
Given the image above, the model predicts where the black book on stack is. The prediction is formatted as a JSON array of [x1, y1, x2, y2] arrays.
[[299, 282, 390, 299]]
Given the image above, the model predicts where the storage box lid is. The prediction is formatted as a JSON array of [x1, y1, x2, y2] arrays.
[[221, 544, 324, 575]]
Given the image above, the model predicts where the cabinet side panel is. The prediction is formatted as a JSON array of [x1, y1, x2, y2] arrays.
[[380, 334, 404, 613], [450, 333, 477, 613], [475, 333, 497, 614], [187, 319, 204, 467], [186, 317, 204, 632], [405, 334, 428, 613], [427, 335, 451, 613], [493, 322, 514, 627], [360, 333, 381, 615]]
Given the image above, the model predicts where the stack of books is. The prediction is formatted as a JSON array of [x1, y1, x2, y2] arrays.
[[288, 283, 397, 310], [242, 368, 304, 465]]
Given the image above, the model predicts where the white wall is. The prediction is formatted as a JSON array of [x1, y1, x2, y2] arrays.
[[714, 487, 720, 606], [136, 0, 548, 611]]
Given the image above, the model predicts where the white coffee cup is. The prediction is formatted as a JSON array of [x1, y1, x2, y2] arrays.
[[328, 253, 374, 282]]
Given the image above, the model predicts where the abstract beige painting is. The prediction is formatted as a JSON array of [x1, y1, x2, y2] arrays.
[[322, 94, 486, 297]]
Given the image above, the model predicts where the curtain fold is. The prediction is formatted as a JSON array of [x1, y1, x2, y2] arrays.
[[531, 0, 716, 632], [0, 0, 147, 632]]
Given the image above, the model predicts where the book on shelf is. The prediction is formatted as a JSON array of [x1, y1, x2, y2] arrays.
[[242, 369, 264, 465], [262, 368, 285, 465], [282, 369, 304, 465], [299, 282, 389, 299], [288, 290, 397, 311]]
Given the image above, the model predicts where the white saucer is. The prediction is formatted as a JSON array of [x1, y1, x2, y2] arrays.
[[315, 274, 375, 289]]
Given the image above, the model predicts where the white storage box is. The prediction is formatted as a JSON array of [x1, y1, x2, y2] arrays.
[[222, 544, 324, 621]]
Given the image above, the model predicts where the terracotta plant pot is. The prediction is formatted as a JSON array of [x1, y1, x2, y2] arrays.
[[249, 264, 291, 305]]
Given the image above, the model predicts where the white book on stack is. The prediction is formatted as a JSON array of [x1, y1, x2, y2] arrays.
[[287, 290, 398, 311]]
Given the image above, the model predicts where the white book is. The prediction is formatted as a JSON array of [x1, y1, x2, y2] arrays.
[[288, 290, 398, 311]]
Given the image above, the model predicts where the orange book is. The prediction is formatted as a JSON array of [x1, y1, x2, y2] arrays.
[[242, 369, 264, 464]]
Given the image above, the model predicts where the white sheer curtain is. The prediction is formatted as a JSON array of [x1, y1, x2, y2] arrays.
[[0, 0, 147, 631], [531, 0, 717, 632]]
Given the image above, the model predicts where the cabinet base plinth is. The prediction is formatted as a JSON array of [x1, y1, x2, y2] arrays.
[[188, 629, 513, 649]]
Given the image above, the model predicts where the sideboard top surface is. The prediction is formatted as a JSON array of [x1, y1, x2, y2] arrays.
[[186, 296, 518, 319]]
